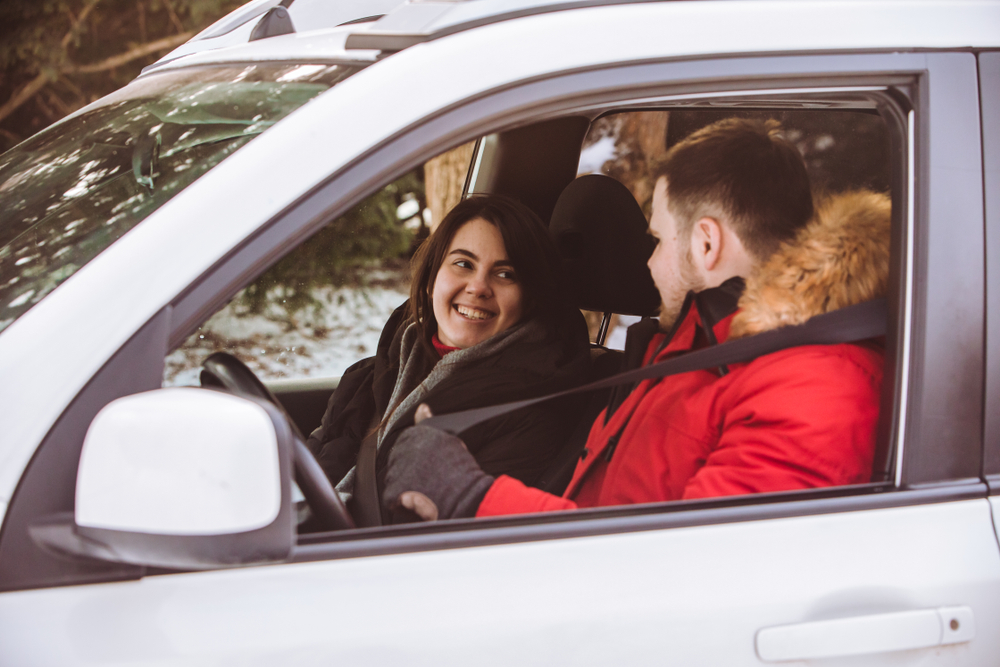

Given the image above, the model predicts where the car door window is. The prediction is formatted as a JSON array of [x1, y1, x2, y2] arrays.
[[169, 98, 900, 513], [164, 142, 478, 388], [163, 170, 423, 387]]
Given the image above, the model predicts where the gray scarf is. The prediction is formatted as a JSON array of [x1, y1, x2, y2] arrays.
[[336, 319, 547, 498]]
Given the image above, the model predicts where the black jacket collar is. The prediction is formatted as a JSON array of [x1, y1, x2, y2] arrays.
[[606, 276, 745, 421]]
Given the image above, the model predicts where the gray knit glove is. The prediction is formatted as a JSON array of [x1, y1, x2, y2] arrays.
[[383, 425, 494, 521]]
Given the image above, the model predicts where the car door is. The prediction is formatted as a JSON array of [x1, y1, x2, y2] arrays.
[[2, 5, 999, 665]]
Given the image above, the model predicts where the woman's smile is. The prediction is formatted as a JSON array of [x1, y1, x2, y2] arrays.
[[454, 304, 495, 321], [431, 217, 524, 349]]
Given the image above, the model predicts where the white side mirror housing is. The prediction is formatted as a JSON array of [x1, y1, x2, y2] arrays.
[[77, 388, 282, 535], [64, 388, 295, 569]]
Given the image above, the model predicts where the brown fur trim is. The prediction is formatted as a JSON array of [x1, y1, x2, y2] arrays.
[[729, 190, 891, 339]]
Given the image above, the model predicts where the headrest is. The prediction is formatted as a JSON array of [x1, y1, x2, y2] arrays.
[[549, 174, 660, 316]]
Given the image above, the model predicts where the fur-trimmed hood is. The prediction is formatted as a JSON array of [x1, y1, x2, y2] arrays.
[[729, 190, 891, 339]]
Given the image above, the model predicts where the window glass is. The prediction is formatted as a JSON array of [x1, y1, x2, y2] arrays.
[[579, 108, 890, 347], [164, 169, 427, 386], [164, 140, 477, 387], [164, 102, 897, 535], [0, 63, 357, 334]]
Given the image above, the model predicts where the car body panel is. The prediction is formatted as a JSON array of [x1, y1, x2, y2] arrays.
[[992, 497, 1000, 552], [1, 1, 998, 662], [148, 0, 404, 70], [903, 51, 984, 484], [0, 499, 997, 665], [146, 25, 381, 72], [358, 0, 1000, 49], [2, 0, 999, 513]]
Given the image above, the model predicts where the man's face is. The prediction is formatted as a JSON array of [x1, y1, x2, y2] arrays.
[[647, 177, 705, 328]]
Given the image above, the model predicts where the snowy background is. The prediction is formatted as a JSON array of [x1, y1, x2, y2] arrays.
[[163, 266, 409, 387]]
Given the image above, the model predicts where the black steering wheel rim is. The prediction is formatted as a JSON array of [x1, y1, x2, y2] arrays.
[[201, 352, 354, 531]]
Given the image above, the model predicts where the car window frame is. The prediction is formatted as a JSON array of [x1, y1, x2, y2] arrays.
[[0, 50, 987, 592], [979, 50, 1000, 493]]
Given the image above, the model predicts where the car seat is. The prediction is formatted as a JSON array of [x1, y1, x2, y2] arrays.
[[535, 174, 660, 494]]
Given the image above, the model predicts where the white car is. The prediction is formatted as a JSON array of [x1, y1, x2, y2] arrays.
[[1, 0, 999, 664]]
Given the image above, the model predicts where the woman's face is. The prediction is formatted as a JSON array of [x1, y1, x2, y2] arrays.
[[431, 217, 524, 349]]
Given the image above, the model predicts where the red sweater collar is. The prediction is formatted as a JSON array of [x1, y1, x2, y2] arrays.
[[432, 334, 460, 358]]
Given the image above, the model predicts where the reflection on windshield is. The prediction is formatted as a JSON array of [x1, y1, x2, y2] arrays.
[[0, 63, 357, 333]]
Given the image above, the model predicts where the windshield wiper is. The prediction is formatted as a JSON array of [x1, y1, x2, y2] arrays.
[[132, 133, 161, 190]]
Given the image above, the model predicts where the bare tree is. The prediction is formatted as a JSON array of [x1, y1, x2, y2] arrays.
[[0, 0, 242, 151]]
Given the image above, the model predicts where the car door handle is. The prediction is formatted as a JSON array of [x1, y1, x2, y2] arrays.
[[756, 606, 975, 662]]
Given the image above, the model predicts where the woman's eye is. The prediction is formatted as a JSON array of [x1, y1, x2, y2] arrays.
[[497, 270, 517, 281], [454, 259, 473, 269]]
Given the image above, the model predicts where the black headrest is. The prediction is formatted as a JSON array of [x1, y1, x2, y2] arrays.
[[549, 174, 660, 316]]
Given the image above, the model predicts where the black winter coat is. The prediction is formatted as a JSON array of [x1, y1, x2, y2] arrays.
[[305, 302, 592, 493]]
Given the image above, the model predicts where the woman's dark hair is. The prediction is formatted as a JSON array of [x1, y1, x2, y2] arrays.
[[408, 194, 568, 352]]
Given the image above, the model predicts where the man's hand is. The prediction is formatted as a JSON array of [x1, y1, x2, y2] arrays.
[[393, 404, 446, 521], [383, 415, 494, 521]]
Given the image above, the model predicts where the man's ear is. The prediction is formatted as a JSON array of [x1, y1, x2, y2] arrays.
[[691, 217, 723, 272]]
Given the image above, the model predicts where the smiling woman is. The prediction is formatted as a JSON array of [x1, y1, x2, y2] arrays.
[[412, 195, 561, 352], [305, 194, 592, 526], [431, 218, 524, 349]]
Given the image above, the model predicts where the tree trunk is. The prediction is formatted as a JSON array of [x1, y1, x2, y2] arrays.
[[424, 141, 476, 232], [603, 111, 670, 213]]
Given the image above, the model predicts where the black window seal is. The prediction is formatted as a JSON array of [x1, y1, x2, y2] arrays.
[[289, 481, 987, 566]]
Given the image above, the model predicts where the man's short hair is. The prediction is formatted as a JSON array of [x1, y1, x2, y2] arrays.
[[653, 118, 813, 262]]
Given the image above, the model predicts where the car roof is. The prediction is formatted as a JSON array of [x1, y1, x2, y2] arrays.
[[146, 0, 629, 74], [144, 0, 1000, 77], [343, 0, 694, 51], [147, 0, 627, 72], [145, 0, 408, 72]]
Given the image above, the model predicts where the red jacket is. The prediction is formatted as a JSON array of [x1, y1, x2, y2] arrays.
[[477, 303, 883, 516]]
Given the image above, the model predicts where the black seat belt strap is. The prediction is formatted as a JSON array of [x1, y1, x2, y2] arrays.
[[354, 416, 384, 526], [420, 298, 886, 437]]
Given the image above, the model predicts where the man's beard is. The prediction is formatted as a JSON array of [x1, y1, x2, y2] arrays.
[[657, 247, 705, 332]]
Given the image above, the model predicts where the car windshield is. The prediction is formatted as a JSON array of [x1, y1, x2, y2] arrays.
[[0, 62, 358, 334]]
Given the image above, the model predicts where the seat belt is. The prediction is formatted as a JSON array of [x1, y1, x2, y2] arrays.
[[354, 417, 384, 527], [420, 298, 887, 437]]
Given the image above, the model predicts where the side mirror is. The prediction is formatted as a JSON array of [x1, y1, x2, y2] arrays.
[[34, 388, 295, 570]]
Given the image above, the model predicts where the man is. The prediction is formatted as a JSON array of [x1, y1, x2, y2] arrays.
[[383, 118, 889, 521]]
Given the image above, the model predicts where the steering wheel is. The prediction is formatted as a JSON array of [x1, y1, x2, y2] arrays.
[[201, 352, 354, 531]]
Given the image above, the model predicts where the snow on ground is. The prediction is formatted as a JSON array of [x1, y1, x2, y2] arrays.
[[164, 268, 409, 387]]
